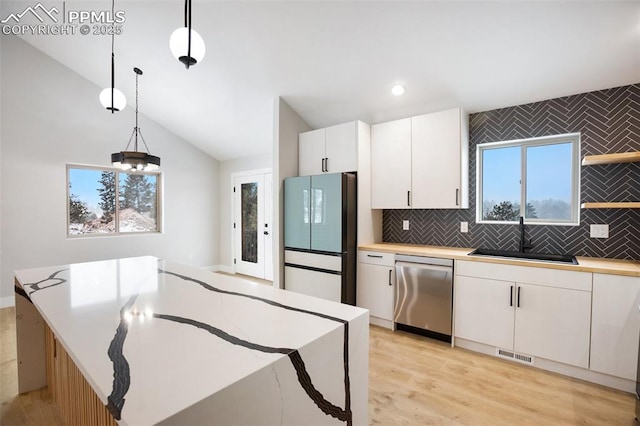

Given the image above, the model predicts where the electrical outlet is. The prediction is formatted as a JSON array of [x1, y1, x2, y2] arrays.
[[402, 220, 410, 231], [590, 224, 609, 238], [460, 222, 469, 233]]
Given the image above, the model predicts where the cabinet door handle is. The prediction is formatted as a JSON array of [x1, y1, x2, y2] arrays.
[[517, 286, 521, 308], [321, 158, 325, 172], [456, 188, 459, 206], [407, 190, 411, 207], [509, 285, 513, 307], [325, 157, 329, 172], [367, 254, 383, 258], [388, 269, 393, 286]]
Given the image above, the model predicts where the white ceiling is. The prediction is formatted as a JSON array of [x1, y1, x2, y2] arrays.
[[6, 0, 640, 161]]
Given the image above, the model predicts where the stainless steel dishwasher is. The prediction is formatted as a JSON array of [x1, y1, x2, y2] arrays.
[[394, 255, 453, 342]]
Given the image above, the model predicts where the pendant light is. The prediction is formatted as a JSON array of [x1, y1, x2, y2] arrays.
[[99, 0, 126, 112], [169, 0, 205, 69], [111, 68, 160, 172]]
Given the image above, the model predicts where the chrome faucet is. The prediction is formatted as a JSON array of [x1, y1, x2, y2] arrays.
[[519, 216, 533, 253]]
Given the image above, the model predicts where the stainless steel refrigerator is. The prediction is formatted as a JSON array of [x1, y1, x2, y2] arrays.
[[283, 172, 356, 305]]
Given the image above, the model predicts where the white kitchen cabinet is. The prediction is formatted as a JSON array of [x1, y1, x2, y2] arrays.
[[454, 275, 514, 349], [514, 283, 591, 368], [299, 128, 326, 175], [299, 121, 357, 176], [454, 260, 592, 368], [370, 108, 468, 209], [590, 273, 640, 380], [356, 251, 395, 328], [370, 118, 412, 209], [411, 108, 468, 208]]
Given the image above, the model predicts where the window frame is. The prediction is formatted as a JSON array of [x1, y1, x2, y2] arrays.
[[476, 133, 581, 226], [66, 164, 163, 238]]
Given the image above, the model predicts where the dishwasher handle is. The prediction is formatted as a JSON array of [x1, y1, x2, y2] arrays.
[[395, 261, 452, 273]]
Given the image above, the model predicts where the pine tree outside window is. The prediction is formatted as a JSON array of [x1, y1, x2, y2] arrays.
[[476, 133, 580, 225], [67, 165, 161, 236]]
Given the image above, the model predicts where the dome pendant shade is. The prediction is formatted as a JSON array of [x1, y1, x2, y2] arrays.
[[99, 87, 126, 112], [169, 27, 205, 67]]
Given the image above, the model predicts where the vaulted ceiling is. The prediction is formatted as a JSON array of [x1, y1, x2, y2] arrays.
[[6, 1, 640, 161]]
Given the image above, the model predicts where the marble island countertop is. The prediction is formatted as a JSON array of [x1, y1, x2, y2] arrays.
[[359, 243, 640, 277], [14, 256, 369, 426]]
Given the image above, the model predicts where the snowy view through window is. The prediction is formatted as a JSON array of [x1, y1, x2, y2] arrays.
[[68, 167, 159, 235]]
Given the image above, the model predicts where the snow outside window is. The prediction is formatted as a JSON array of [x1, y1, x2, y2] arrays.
[[67, 165, 161, 236]]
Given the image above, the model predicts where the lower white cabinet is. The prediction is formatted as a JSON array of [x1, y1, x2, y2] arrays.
[[454, 260, 592, 368], [513, 283, 591, 368], [590, 273, 640, 380], [454, 276, 514, 349], [357, 251, 395, 327]]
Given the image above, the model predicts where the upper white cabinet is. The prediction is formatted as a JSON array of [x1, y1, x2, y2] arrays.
[[298, 128, 326, 175], [370, 118, 412, 209], [412, 109, 468, 208], [371, 107, 468, 209], [454, 260, 592, 368], [299, 121, 358, 176], [590, 273, 640, 381]]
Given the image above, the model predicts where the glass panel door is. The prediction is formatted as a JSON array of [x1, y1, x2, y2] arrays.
[[241, 182, 258, 263], [234, 173, 265, 278], [310, 173, 342, 253]]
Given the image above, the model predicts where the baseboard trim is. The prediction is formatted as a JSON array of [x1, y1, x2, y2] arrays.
[[369, 316, 394, 330], [200, 265, 234, 274], [0, 296, 15, 308], [214, 265, 234, 274], [454, 337, 635, 394]]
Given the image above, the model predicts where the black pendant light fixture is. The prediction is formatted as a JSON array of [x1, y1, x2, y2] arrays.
[[99, 0, 125, 112], [169, 0, 206, 69], [111, 68, 160, 172]]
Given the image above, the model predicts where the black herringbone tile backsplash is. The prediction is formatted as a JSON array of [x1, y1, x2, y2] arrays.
[[383, 83, 640, 260]]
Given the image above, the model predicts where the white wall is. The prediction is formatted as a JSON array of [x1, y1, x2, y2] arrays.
[[218, 153, 272, 271], [0, 36, 220, 306], [272, 97, 311, 288]]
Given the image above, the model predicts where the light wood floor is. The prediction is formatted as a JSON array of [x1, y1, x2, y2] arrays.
[[1, 306, 635, 425]]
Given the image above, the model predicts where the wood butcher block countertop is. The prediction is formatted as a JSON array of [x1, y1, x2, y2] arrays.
[[359, 243, 640, 277]]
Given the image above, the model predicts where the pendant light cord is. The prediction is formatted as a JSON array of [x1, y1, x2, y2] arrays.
[[125, 68, 152, 154], [134, 70, 139, 151], [110, 0, 115, 113], [186, 0, 192, 69]]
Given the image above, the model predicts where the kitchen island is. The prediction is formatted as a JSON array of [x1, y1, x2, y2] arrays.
[[14, 256, 368, 426]]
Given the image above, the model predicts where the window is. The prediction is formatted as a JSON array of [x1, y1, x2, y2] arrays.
[[67, 165, 161, 236], [477, 133, 580, 225]]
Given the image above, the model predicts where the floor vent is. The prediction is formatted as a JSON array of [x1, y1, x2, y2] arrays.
[[495, 348, 534, 365]]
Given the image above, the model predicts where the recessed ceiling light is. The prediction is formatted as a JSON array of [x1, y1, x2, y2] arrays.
[[391, 84, 406, 96]]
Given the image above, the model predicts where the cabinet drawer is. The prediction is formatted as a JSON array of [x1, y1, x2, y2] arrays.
[[456, 260, 592, 291], [285, 250, 342, 272], [285, 266, 342, 303], [358, 250, 395, 266]]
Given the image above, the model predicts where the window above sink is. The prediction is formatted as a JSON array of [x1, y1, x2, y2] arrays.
[[476, 133, 580, 226]]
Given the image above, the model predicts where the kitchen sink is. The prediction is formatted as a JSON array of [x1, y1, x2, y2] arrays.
[[469, 248, 578, 264]]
